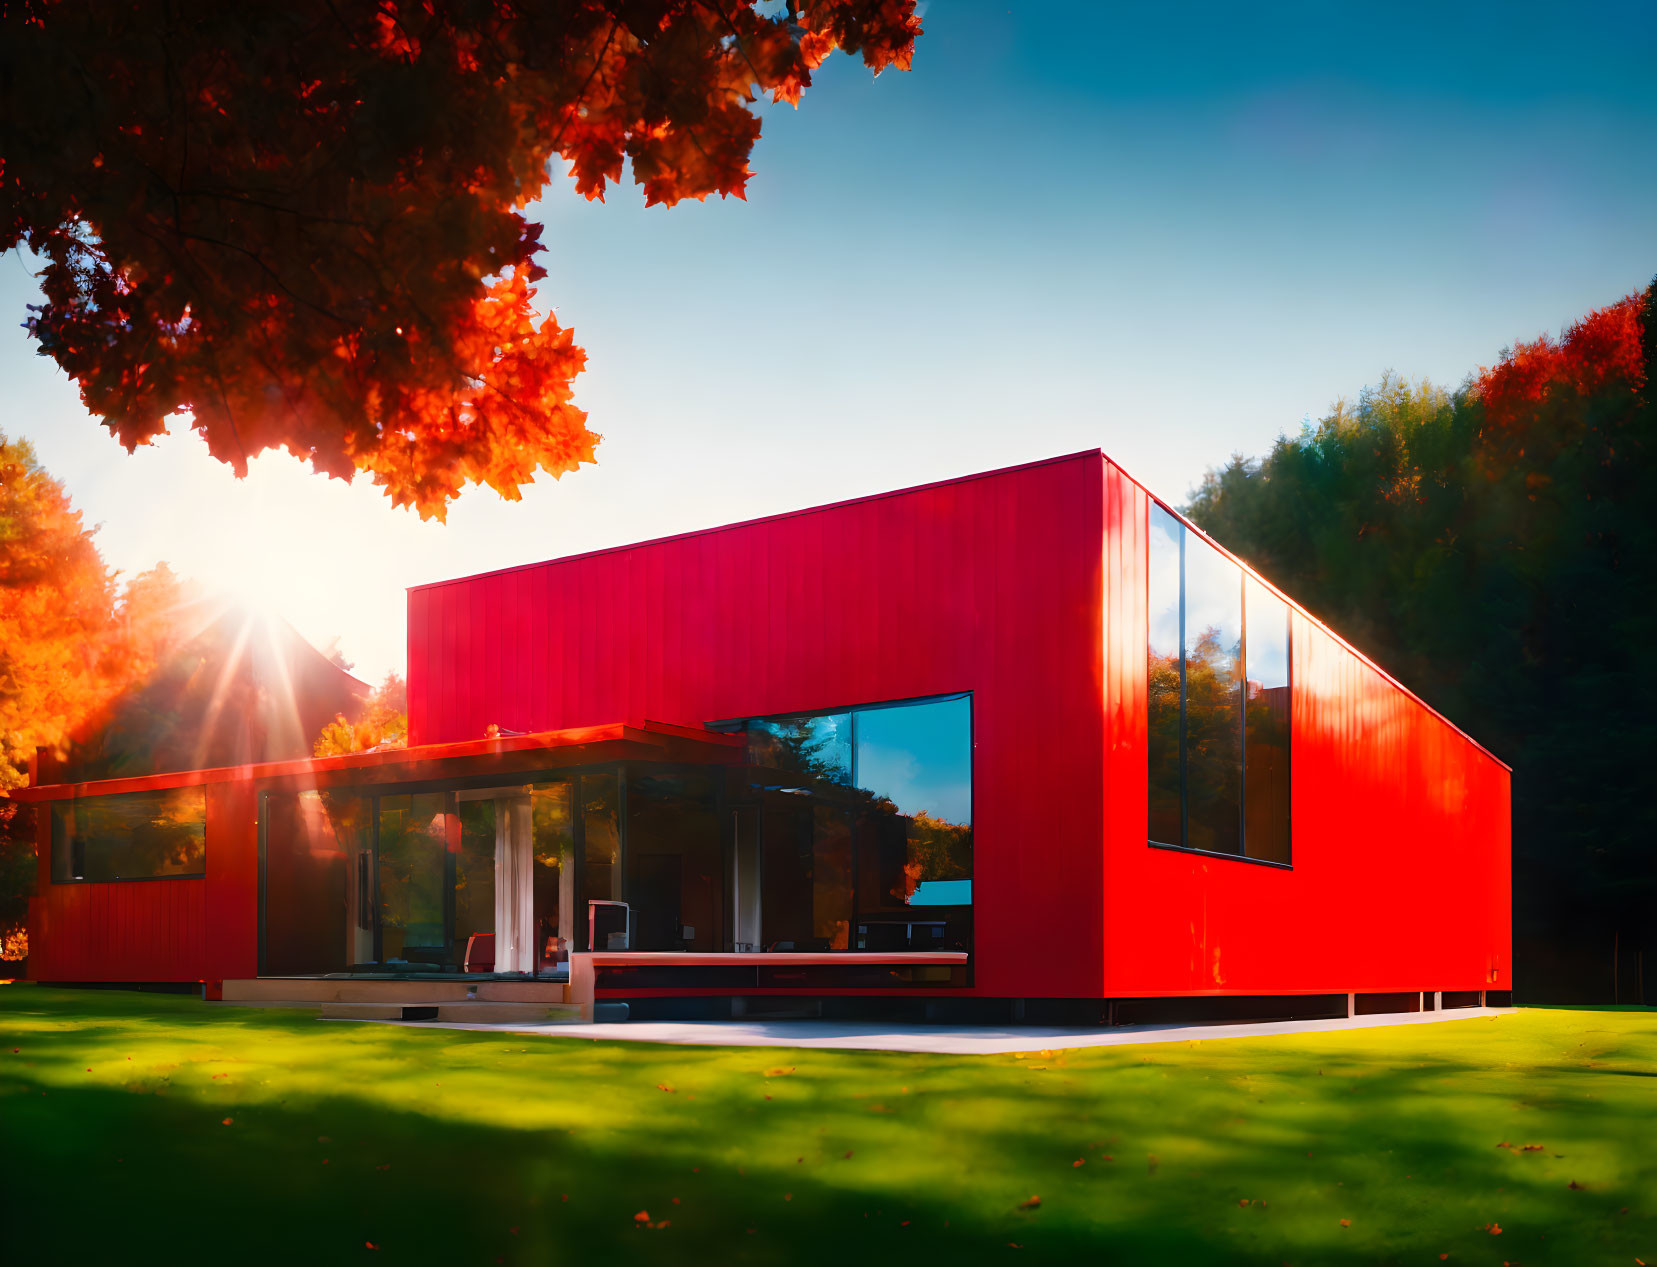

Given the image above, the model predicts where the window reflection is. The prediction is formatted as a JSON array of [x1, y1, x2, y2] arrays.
[[1146, 505, 1291, 864], [1244, 578, 1292, 864], [742, 694, 972, 954], [262, 791, 367, 974], [578, 773, 621, 949], [51, 788, 206, 883], [1148, 505, 1183, 846], [453, 798, 496, 968], [1184, 536, 1244, 855], [530, 782, 575, 971], [376, 793, 449, 967], [627, 771, 722, 951]]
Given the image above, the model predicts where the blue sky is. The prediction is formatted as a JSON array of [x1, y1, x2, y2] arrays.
[[4, 0, 1654, 683]]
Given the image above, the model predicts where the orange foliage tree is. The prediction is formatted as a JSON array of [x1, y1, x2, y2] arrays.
[[314, 673, 410, 756], [1, 1, 922, 518]]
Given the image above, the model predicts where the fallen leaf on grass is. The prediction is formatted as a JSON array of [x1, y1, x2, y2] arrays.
[[1073, 1159, 1085, 1168], [1519, 1144, 1545, 1152], [1485, 1223, 1503, 1235], [1017, 1195, 1041, 1211], [1238, 1199, 1249, 1206], [1495, 1141, 1512, 1149], [221, 1118, 233, 1126], [1340, 1219, 1350, 1228], [764, 1066, 796, 1077], [656, 1083, 676, 1093], [634, 1211, 650, 1223]]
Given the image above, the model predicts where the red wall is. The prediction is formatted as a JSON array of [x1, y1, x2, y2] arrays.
[[1100, 458, 1512, 997], [411, 453, 1109, 999], [28, 781, 257, 984]]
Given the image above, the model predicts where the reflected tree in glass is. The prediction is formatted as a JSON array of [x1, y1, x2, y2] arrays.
[[1184, 536, 1243, 855]]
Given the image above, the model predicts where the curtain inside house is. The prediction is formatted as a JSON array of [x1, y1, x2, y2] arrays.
[[493, 796, 535, 973]]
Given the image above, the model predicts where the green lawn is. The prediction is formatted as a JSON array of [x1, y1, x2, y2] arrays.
[[1, 986, 1652, 1266]]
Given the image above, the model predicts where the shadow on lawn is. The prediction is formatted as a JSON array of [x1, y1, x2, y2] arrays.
[[1, 991, 1653, 1266]]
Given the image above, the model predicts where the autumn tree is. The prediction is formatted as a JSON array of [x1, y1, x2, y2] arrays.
[[1185, 278, 1657, 1002], [0, 431, 122, 956], [0, 432, 126, 791], [314, 673, 410, 756], [1, 1, 922, 518]]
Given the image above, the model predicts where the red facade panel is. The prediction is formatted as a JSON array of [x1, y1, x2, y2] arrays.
[[29, 802, 207, 981], [1098, 458, 1511, 997], [409, 453, 1109, 999]]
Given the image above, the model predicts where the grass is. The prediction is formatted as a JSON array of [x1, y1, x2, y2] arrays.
[[1, 986, 1653, 1266]]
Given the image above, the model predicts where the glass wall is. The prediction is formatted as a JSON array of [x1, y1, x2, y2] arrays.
[[627, 771, 722, 951], [740, 693, 972, 953], [1147, 505, 1293, 863], [51, 787, 206, 883], [262, 791, 370, 975]]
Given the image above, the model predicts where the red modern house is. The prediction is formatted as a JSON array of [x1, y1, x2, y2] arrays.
[[17, 451, 1512, 1023]]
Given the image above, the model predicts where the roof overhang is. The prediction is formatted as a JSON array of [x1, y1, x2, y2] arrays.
[[13, 719, 744, 803]]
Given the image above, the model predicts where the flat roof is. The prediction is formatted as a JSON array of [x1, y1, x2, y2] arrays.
[[18, 720, 743, 802], [409, 448, 1509, 772]]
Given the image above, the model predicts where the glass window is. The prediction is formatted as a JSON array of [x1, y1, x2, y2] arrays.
[[453, 798, 497, 967], [625, 770, 722, 951], [1146, 505, 1291, 864], [262, 791, 369, 974], [1147, 504, 1183, 846], [743, 694, 972, 954], [578, 772, 620, 948], [530, 782, 576, 970], [1244, 578, 1292, 864], [51, 788, 206, 882], [1184, 536, 1244, 855], [376, 792, 449, 967]]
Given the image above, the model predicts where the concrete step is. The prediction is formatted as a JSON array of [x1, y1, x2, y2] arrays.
[[318, 1000, 587, 1024]]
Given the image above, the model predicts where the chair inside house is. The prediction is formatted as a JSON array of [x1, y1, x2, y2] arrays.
[[463, 932, 496, 973]]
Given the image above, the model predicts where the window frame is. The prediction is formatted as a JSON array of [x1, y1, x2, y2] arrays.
[[49, 787, 208, 885]]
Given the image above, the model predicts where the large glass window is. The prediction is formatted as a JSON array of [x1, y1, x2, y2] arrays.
[[51, 788, 206, 882], [740, 694, 972, 953], [1147, 505, 1292, 864], [263, 791, 371, 974], [376, 792, 449, 967]]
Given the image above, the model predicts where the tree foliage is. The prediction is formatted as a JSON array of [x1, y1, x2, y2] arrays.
[[314, 673, 410, 756], [0, 432, 125, 791], [1, 1, 921, 518], [1186, 279, 1657, 1001]]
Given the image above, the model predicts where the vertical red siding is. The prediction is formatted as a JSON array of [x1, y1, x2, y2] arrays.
[[1099, 457, 1512, 997], [409, 454, 1109, 998], [204, 780, 259, 981], [28, 801, 208, 982]]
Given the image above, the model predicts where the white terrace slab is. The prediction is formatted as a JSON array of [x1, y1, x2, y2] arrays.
[[331, 1005, 1517, 1055]]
